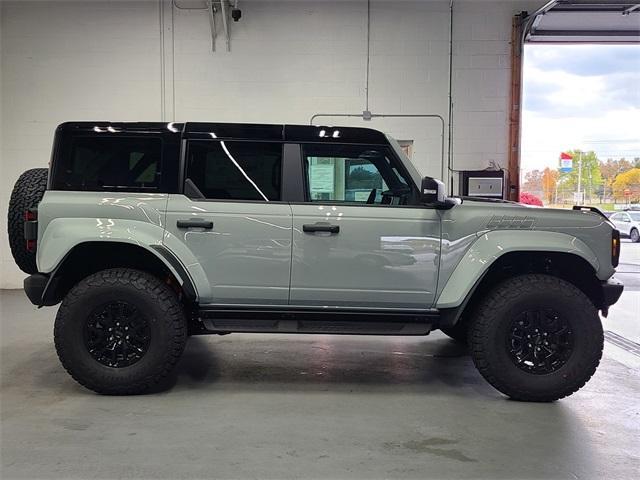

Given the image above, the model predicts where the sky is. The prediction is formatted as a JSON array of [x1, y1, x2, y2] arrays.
[[521, 44, 640, 175]]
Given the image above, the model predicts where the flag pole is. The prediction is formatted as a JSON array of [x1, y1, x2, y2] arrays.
[[577, 151, 582, 203]]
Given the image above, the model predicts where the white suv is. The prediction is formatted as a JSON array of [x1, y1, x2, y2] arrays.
[[610, 211, 640, 243]]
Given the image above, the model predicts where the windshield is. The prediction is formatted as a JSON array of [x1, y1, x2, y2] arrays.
[[385, 134, 422, 189], [629, 212, 640, 221]]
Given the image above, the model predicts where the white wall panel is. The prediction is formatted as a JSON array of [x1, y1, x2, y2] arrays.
[[1, 0, 536, 288]]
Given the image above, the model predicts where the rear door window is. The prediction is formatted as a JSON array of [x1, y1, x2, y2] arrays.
[[53, 136, 162, 191], [186, 141, 282, 201]]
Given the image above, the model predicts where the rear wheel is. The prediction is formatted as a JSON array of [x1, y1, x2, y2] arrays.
[[54, 268, 187, 394], [7, 168, 48, 274], [630, 228, 639, 243], [469, 274, 603, 402]]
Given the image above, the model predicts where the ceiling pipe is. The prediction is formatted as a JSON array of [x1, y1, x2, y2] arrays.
[[207, 0, 217, 52], [365, 0, 371, 112], [219, 0, 230, 51], [447, 0, 454, 194]]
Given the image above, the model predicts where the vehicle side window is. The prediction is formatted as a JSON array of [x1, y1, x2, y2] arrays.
[[611, 213, 621, 221], [186, 141, 282, 201], [53, 136, 162, 191], [302, 144, 416, 205]]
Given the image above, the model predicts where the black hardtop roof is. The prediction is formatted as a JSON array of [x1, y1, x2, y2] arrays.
[[57, 122, 389, 144]]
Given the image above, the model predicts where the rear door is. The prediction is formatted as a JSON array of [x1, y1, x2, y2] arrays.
[[164, 139, 292, 305], [289, 143, 441, 309]]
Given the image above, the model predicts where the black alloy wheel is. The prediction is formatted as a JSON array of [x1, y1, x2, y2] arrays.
[[507, 309, 574, 375], [55, 268, 187, 394], [84, 301, 151, 368], [469, 274, 603, 401]]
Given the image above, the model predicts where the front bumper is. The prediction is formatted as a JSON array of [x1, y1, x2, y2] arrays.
[[601, 277, 624, 309]]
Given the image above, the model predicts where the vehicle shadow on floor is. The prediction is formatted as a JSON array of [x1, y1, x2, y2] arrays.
[[3, 332, 494, 397], [150, 334, 496, 397]]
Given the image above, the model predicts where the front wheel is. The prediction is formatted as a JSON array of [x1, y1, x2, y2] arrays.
[[54, 268, 187, 394], [630, 228, 639, 243], [469, 274, 603, 402]]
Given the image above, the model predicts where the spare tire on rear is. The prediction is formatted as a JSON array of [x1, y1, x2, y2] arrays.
[[8, 168, 48, 274]]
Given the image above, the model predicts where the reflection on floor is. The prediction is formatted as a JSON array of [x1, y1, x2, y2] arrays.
[[1, 289, 638, 479]]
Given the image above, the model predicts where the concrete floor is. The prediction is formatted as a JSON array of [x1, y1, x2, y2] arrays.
[[1, 242, 639, 479]]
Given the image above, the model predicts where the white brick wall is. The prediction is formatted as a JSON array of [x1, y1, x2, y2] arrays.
[[0, 0, 537, 288]]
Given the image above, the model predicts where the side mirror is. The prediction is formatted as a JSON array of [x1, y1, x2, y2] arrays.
[[421, 176, 445, 203], [420, 176, 456, 209]]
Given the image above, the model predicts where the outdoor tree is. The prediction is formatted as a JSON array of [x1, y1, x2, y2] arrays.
[[523, 169, 543, 195], [557, 150, 603, 201], [541, 167, 558, 204], [600, 158, 633, 199], [612, 168, 640, 202]]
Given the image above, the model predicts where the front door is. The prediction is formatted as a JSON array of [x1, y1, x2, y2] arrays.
[[290, 143, 441, 309], [164, 139, 292, 305]]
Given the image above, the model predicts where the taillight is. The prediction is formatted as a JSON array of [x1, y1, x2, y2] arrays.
[[26, 239, 36, 253], [612, 229, 620, 267], [24, 209, 38, 252]]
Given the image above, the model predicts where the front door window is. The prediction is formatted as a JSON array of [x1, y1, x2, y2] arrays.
[[303, 144, 417, 206]]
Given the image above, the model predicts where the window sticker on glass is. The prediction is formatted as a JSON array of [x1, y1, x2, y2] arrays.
[[309, 164, 335, 195], [353, 191, 371, 202]]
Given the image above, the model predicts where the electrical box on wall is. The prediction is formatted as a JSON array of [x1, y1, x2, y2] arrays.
[[459, 170, 505, 199]]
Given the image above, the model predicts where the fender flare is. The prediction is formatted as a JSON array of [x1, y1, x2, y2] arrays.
[[37, 218, 211, 303], [435, 230, 599, 309]]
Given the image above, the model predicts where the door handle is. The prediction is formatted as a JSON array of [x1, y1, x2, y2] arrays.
[[177, 219, 214, 229], [303, 223, 340, 234]]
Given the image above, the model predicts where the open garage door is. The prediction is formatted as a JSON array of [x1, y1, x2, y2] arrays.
[[507, 0, 639, 200], [525, 1, 640, 43]]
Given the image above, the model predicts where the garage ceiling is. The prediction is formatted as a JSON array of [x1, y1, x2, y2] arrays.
[[525, 0, 640, 43]]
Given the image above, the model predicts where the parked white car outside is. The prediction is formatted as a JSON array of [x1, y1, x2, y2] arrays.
[[610, 211, 640, 243]]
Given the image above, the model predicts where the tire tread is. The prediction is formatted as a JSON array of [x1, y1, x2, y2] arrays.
[[54, 268, 187, 395], [468, 274, 603, 402], [7, 168, 48, 274]]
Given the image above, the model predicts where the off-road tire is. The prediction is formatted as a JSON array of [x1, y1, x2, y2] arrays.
[[469, 274, 603, 402], [630, 228, 639, 243], [54, 268, 187, 395], [7, 168, 48, 274]]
